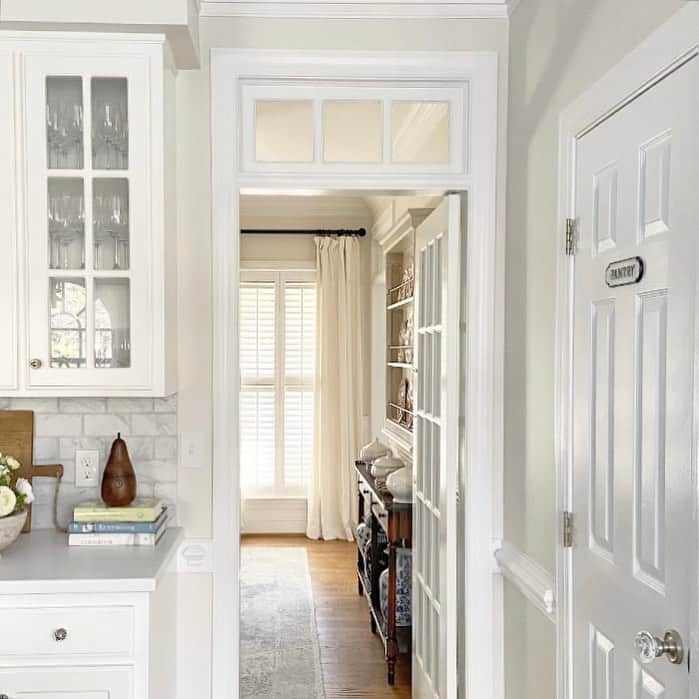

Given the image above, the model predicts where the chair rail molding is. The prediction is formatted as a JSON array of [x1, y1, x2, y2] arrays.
[[200, 0, 520, 19], [494, 541, 556, 622]]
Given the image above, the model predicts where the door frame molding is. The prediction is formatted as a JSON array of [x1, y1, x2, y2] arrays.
[[555, 7, 699, 698], [210, 49, 502, 699]]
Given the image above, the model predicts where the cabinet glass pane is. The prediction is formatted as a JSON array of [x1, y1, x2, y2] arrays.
[[49, 278, 86, 368], [255, 100, 313, 162], [322, 101, 382, 162], [46, 77, 84, 170], [95, 278, 131, 368], [93, 178, 129, 270], [92, 78, 129, 170], [48, 178, 85, 270], [391, 102, 449, 163]]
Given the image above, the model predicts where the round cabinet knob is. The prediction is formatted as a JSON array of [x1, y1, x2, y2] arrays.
[[634, 629, 683, 665], [29, 358, 42, 369], [53, 627, 68, 642]]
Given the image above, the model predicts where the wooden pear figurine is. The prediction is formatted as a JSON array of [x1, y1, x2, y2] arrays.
[[101, 432, 137, 507]]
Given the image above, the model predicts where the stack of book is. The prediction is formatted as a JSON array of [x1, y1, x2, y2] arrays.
[[67, 497, 169, 547]]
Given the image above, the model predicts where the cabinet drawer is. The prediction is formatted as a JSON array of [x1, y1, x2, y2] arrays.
[[0, 605, 134, 660], [0, 665, 134, 698]]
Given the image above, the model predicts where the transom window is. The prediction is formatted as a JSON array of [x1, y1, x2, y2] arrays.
[[239, 270, 316, 497], [241, 82, 466, 173]]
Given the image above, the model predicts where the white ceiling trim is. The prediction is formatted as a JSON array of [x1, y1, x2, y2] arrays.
[[199, 0, 517, 19]]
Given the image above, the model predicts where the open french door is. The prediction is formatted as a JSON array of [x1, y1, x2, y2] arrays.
[[413, 195, 462, 699]]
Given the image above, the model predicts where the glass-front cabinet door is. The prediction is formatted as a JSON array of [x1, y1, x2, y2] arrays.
[[25, 55, 150, 390]]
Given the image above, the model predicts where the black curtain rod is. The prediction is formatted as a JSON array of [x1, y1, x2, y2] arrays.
[[241, 228, 366, 237]]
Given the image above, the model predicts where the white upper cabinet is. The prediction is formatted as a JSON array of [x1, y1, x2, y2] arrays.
[[0, 32, 177, 396], [0, 49, 18, 392]]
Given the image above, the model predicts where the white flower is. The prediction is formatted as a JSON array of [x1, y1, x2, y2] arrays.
[[15, 478, 34, 505], [0, 485, 17, 517], [5, 457, 20, 471]]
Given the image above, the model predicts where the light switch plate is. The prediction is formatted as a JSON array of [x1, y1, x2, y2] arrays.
[[75, 449, 100, 487], [179, 431, 205, 469]]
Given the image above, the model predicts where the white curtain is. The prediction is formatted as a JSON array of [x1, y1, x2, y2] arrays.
[[306, 236, 363, 541]]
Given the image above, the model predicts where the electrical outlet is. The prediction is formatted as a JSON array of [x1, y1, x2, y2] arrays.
[[75, 449, 100, 487]]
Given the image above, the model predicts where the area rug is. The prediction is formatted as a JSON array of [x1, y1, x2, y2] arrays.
[[240, 547, 326, 699]]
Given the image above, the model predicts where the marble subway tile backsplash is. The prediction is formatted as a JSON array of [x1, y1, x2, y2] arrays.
[[0, 396, 177, 529]]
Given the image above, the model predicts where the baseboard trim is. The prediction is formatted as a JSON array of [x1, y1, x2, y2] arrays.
[[241, 497, 308, 534]]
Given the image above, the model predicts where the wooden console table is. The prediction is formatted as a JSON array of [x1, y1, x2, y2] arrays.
[[354, 461, 412, 685]]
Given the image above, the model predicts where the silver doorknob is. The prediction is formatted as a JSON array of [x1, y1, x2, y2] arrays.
[[53, 627, 68, 642], [29, 358, 42, 369], [634, 629, 683, 665]]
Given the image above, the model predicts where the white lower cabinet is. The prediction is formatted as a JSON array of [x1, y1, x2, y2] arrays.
[[0, 666, 134, 699], [0, 590, 174, 699]]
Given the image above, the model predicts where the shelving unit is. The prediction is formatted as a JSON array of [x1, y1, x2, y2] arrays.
[[379, 209, 432, 453]]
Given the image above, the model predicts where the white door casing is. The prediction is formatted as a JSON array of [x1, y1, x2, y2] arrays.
[[413, 196, 461, 699], [562, 41, 698, 699], [210, 50, 501, 699]]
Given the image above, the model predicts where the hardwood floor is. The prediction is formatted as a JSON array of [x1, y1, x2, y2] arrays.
[[241, 535, 411, 698]]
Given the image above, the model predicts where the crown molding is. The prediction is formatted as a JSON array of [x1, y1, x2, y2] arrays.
[[200, 0, 516, 19]]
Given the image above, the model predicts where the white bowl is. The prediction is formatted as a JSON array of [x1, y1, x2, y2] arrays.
[[359, 438, 390, 464], [0, 510, 27, 558], [386, 466, 413, 503], [371, 455, 404, 478]]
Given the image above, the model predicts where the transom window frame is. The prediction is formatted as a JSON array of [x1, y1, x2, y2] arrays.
[[239, 267, 316, 499], [240, 81, 467, 174]]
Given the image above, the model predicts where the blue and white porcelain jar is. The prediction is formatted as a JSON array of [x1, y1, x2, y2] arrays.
[[380, 548, 412, 626]]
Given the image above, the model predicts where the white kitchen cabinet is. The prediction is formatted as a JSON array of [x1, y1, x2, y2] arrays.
[[0, 666, 134, 699], [0, 32, 177, 396], [0, 48, 18, 392], [0, 529, 181, 699]]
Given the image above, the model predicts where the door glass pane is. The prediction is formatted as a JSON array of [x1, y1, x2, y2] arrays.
[[93, 178, 130, 270], [322, 100, 382, 162], [255, 100, 313, 162], [48, 178, 85, 270], [46, 77, 84, 170], [95, 278, 130, 368], [49, 278, 86, 368], [392, 102, 449, 163], [92, 78, 129, 170]]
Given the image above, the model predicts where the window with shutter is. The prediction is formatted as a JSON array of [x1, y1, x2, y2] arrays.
[[240, 270, 316, 497]]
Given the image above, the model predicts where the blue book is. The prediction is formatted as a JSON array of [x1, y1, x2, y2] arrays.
[[67, 507, 168, 534]]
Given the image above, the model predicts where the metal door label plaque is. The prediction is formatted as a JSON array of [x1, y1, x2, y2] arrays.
[[605, 256, 644, 287]]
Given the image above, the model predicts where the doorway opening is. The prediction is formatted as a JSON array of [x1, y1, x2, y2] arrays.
[[237, 190, 461, 698]]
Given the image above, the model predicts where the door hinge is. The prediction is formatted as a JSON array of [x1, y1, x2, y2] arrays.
[[562, 511, 574, 548], [565, 218, 576, 256]]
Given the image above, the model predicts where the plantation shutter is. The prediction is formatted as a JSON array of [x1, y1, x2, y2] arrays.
[[240, 282, 276, 491], [239, 273, 316, 496], [284, 284, 316, 488]]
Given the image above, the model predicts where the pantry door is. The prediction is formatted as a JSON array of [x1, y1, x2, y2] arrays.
[[571, 57, 697, 697], [413, 195, 462, 699]]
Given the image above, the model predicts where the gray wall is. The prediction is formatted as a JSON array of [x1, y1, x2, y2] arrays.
[[504, 1, 685, 696]]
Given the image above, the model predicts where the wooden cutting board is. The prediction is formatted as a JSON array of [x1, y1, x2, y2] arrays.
[[0, 410, 63, 531]]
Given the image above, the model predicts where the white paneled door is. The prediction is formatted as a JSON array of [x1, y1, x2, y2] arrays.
[[413, 195, 461, 699], [572, 59, 698, 695]]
